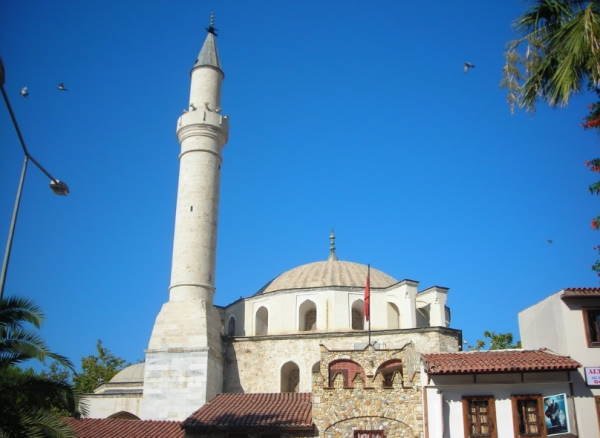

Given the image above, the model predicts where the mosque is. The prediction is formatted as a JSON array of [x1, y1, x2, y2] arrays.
[[80, 21, 462, 436]]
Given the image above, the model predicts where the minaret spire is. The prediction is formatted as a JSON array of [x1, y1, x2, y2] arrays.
[[328, 230, 338, 261], [194, 12, 221, 71]]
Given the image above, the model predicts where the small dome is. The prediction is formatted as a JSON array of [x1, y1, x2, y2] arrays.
[[258, 260, 397, 294], [109, 362, 145, 383]]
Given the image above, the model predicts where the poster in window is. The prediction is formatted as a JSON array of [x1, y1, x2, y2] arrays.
[[543, 393, 570, 435]]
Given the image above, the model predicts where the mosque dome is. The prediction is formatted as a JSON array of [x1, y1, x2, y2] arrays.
[[258, 259, 398, 294], [109, 362, 145, 383]]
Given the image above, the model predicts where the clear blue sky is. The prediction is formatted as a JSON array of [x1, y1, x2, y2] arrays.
[[1, 1, 597, 369]]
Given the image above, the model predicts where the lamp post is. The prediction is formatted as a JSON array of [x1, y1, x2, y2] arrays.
[[0, 58, 70, 300]]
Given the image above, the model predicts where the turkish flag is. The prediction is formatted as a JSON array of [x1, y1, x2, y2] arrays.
[[364, 265, 370, 322]]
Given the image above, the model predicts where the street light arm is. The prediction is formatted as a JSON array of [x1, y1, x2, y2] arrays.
[[0, 83, 68, 194]]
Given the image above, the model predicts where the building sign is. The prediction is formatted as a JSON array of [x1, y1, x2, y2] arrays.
[[585, 367, 600, 386], [354, 431, 385, 438], [543, 393, 570, 436]]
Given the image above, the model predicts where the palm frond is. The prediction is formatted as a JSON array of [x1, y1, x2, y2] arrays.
[[0, 296, 44, 329]]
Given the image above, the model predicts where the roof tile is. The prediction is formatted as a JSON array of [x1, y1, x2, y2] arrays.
[[62, 418, 183, 438], [423, 349, 580, 375], [183, 393, 313, 432], [561, 287, 600, 298]]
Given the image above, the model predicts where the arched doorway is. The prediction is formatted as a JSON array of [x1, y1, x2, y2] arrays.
[[255, 307, 268, 335], [299, 300, 317, 331], [352, 300, 364, 330]]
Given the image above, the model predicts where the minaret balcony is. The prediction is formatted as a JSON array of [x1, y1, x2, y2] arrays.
[[176, 109, 229, 143]]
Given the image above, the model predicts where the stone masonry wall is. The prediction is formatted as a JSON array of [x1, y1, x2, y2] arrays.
[[312, 344, 424, 438], [224, 328, 460, 394]]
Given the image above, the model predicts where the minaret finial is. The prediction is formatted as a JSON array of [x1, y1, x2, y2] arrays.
[[328, 229, 338, 261], [207, 11, 217, 36]]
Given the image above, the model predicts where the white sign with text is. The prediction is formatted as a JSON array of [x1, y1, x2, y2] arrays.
[[585, 367, 600, 386]]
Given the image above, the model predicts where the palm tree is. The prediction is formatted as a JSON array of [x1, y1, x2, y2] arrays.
[[0, 296, 79, 438], [502, 0, 600, 112]]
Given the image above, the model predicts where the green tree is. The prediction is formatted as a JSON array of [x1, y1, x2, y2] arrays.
[[502, 0, 600, 274], [0, 296, 79, 437], [469, 331, 522, 350], [74, 339, 127, 393]]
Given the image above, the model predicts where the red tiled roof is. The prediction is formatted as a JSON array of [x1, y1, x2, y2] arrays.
[[62, 418, 183, 438], [561, 287, 600, 298], [183, 393, 313, 432], [423, 350, 580, 375]]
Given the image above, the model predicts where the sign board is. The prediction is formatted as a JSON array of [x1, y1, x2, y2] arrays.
[[585, 367, 600, 386], [543, 393, 571, 436], [354, 431, 385, 438]]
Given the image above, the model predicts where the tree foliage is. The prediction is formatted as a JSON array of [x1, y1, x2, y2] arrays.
[[0, 296, 79, 437], [503, 1, 600, 275], [502, 0, 600, 112], [469, 331, 522, 350], [73, 339, 127, 393]]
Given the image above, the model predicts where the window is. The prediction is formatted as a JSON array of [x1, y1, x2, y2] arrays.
[[352, 300, 364, 330], [583, 308, 600, 347], [299, 300, 317, 331], [462, 396, 497, 438], [280, 361, 299, 393], [376, 359, 402, 388], [387, 302, 399, 329], [595, 397, 600, 434], [328, 359, 365, 388], [227, 316, 235, 336], [511, 395, 546, 438], [255, 307, 268, 336]]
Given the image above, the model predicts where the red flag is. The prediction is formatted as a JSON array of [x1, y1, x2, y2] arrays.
[[364, 264, 370, 322]]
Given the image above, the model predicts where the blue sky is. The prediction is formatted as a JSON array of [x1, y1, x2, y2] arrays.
[[1, 1, 597, 368]]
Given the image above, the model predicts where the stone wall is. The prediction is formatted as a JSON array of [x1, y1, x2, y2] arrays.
[[224, 327, 460, 394], [312, 344, 423, 438]]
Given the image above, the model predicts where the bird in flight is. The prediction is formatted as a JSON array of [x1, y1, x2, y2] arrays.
[[57, 82, 68, 91], [20, 86, 29, 97], [463, 62, 475, 73]]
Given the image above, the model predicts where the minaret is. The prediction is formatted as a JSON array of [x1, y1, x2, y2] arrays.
[[141, 16, 229, 421]]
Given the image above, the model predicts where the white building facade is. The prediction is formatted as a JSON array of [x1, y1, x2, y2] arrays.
[[519, 288, 600, 437]]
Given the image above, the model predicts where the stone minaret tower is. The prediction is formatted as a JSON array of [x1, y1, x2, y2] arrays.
[[141, 18, 229, 421]]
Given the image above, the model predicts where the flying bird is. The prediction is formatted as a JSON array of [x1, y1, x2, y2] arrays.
[[57, 82, 68, 91], [463, 62, 475, 73], [20, 86, 29, 97], [547, 239, 553, 244]]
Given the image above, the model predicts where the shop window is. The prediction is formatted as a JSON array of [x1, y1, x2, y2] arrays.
[[462, 396, 497, 438], [511, 395, 545, 438], [583, 308, 600, 347], [328, 359, 364, 388]]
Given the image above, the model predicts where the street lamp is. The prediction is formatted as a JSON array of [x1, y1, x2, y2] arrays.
[[0, 58, 70, 299]]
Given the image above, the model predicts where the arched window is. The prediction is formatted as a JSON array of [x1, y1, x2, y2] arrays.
[[299, 300, 317, 331], [328, 359, 365, 388], [376, 359, 403, 388], [108, 411, 140, 420], [255, 307, 268, 335], [227, 316, 236, 336], [312, 361, 320, 374], [280, 361, 300, 393], [387, 302, 400, 329], [351, 300, 364, 330]]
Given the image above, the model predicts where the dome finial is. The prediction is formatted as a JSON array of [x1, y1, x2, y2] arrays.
[[328, 229, 338, 261], [207, 11, 217, 36]]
